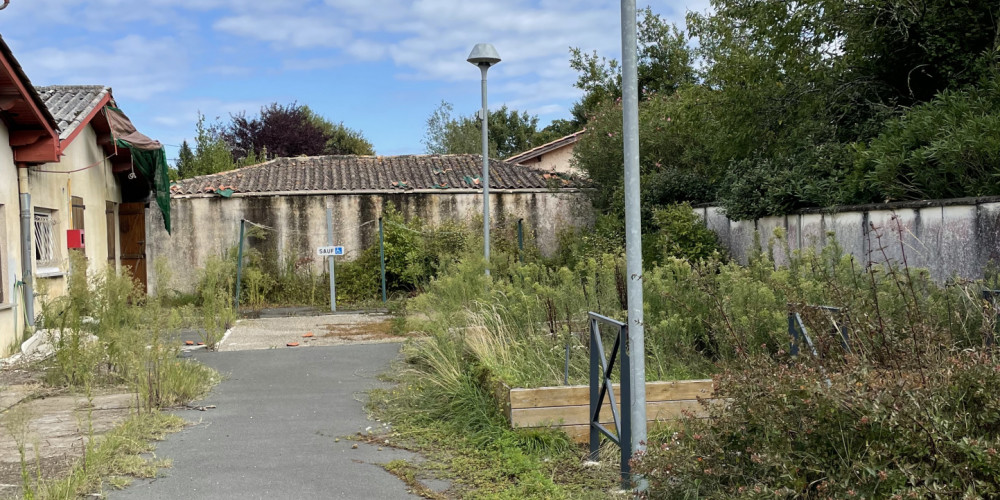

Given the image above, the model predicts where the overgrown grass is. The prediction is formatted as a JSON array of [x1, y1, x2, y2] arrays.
[[27, 411, 186, 499], [14, 252, 221, 498], [377, 208, 1000, 497], [38, 252, 220, 410]]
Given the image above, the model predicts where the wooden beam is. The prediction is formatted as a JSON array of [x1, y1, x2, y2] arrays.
[[509, 380, 714, 410], [0, 95, 21, 111], [511, 399, 707, 428], [112, 156, 133, 174], [9, 129, 48, 146], [13, 139, 59, 163]]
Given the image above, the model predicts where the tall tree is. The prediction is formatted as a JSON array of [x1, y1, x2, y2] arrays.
[[227, 102, 328, 162], [175, 140, 195, 179], [422, 101, 540, 159], [569, 7, 696, 120], [302, 106, 375, 156], [190, 112, 235, 178]]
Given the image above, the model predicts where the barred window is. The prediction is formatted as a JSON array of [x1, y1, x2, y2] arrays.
[[34, 210, 58, 269]]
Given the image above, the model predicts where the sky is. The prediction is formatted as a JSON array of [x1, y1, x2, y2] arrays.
[[0, 0, 709, 163]]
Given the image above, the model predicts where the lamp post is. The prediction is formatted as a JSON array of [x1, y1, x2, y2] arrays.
[[467, 43, 500, 276]]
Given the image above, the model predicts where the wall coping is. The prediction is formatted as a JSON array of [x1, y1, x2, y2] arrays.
[[695, 195, 1000, 220]]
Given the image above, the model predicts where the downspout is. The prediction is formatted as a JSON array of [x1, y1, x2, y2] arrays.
[[17, 165, 34, 326]]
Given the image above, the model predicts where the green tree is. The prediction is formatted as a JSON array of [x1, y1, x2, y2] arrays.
[[422, 101, 540, 159], [569, 8, 696, 120], [529, 118, 583, 148], [302, 106, 375, 155], [189, 112, 234, 177], [175, 140, 195, 179]]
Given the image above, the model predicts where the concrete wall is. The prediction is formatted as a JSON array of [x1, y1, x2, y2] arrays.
[[0, 121, 26, 352], [698, 198, 1000, 282], [27, 125, 122, 306], [146, 190, 593, 294]]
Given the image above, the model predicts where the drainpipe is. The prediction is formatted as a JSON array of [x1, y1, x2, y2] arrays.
[[17, 166, 34, 326]]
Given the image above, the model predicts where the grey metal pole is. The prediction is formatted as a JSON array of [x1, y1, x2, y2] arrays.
[[18, 192, 34, 326], [620, 0, 646, 471], [479, 64, 491, 277], [326, 206, 336, 312], [234, 219, 245, 309]]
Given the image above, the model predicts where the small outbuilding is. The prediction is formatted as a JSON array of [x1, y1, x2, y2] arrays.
[[149, 154, 593, 293]]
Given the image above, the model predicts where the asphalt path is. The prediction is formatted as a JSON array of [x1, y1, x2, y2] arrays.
[[113, 343, 419, 500]]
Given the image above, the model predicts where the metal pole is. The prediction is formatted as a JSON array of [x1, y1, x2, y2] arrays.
[[564, 342, 570, 385], [480, 64, 491, 276], [588, 318, 600, 461], [620, 0, 646, 474], [379, 217, 387, 303], [234, 219, 245, 310], [517, 218, 524, 263], [327, 206, 336, 312], [17, 168, 34, 326]]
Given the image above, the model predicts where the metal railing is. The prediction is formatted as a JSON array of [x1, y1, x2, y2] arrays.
[[588, 312, 633, 488], [788, 305, 851, 357]]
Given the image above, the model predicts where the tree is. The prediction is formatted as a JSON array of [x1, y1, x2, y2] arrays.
[[530, 118, 583, 148], [302, 106, 375, 156], [176, 140, 195, 179], [422, 101, 540, 159], [189, 112, 234, 178], [569, 8, 696, 120], [226, 102, 329, 162]]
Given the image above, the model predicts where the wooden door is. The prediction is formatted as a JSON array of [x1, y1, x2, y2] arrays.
[[119, 202, 147, 293]]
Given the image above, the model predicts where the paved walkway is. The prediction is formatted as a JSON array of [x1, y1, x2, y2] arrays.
[[113, 343, 419, 499]]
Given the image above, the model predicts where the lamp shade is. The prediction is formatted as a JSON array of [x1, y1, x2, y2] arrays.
[[467, 43, 501, 66]]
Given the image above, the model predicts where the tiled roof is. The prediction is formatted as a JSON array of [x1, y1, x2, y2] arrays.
[[35, 85, 110, 140], [505, 129, 585, 165], [170, 155, 579, 196]]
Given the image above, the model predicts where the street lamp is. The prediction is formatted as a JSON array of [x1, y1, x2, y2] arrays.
[[467, 43, 500, 276]]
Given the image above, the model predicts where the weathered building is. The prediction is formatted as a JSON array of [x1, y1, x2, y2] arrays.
[[506, 130, 585, 176], [0, 37, 169, 353], [150, 154, 592, 293]]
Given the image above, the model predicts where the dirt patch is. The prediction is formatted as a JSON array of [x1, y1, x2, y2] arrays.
[[220, 313, 406, 351], [0, 365, 135, 498], [323, 318, 399, 342]]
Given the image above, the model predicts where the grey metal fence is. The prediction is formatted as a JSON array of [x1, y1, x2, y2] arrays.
[[588, 312, 633, 488]]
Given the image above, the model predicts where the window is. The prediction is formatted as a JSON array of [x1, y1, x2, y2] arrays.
[[34, 209, 59, 272]]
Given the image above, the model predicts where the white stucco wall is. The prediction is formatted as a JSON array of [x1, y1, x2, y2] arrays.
[[525, 143, 580, 175], [0, 121, 25, 353], [698, 200, 1000, 282], [146, 190, 593, 294]]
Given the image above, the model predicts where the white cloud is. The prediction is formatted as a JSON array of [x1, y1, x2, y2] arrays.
[[17, 35, 188, 100]]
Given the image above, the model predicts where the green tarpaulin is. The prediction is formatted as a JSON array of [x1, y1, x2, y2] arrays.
[[106, 106, 171, 234]]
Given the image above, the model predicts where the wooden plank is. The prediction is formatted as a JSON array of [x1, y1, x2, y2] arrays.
[[527, 415, 710, 444], [511, 399, 707, 428], [509, 380, 713, 409]]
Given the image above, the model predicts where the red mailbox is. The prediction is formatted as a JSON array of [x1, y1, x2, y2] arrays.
[[67, 229, 84, 249]]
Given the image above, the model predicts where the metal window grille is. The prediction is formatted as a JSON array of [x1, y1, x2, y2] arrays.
[[34, 212, 56, 267]]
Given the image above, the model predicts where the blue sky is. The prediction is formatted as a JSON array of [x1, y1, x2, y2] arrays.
[[1, 0, 707, 162]]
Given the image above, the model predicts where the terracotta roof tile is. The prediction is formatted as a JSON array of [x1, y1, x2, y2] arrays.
[[170, 154, 580, 196]]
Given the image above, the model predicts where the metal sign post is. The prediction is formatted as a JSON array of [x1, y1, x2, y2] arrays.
[[326, 207, 336, 313]]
